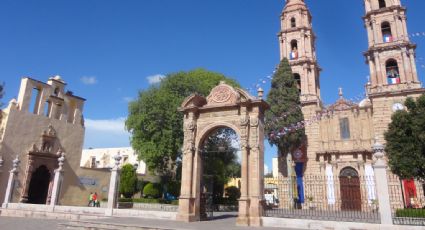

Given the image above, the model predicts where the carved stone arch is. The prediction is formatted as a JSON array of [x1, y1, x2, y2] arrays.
[[177, 82, 269, 227], [195, 122, 242, 149]]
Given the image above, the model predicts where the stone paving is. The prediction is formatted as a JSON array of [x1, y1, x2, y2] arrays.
[[0, 213, 302, 230]]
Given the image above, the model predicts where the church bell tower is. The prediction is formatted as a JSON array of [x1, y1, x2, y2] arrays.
[[363, 0, 421, 92], [278, 0, 322, 175], [363, 0, 424, 142], [279, 0, 321, 106]]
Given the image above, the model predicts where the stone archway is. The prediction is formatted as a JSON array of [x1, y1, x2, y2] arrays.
[[27, 165, 51, 204], [177, 82, 269, 227]]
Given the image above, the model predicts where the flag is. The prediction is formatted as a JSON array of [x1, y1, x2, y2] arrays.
[[388, 76, 401, 84], [384, 34, 393, 43], [290, 51, 298, 60]]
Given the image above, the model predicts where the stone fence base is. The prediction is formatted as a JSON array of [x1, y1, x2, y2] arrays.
[[0, 203, 177, 221], [262, 217, 425, 230]]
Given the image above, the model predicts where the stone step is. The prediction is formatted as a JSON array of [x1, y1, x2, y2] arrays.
[[58, 221, 175, 230]]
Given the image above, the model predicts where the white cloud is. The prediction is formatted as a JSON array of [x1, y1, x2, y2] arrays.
[[85, 117, 127, 134], [146, 74, 165, 85], [81, 76, 98, 85], [123, 97, 133, 103], [84, 117, 131, 148]]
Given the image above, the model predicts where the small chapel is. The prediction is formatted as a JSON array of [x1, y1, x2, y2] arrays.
[[276, 0, 425, 210]]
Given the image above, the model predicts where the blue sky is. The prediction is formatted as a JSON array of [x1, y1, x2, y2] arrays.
[[1, 0, 425, 172]]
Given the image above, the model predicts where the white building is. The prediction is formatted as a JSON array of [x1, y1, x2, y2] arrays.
[[80, 147, 147, 175]]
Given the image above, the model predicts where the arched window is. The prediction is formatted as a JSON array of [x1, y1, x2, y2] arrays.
[[381, 21, 393, 43], [378, 0, 386, 9], [291, 17, 296, 28], [293, 73, 301, 93], [290, 40, 298, 60], [386, 59, 401, 84]]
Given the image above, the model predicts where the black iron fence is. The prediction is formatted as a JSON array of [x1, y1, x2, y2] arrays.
[[388, 174, 425, 226], [263, 175, 380, 223]]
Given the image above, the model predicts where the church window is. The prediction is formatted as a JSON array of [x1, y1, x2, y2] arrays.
[[293, 73, 301, 93], [339, 118, 350, 140], [53, 87, 60, 96], [44, 100, 51, 117], [290, 40, 298, 60], [386, 59, 401, 84], [29, 87, 41, 114], [291, 17, 296, 28], [378, 0, 386, 9], [381, 22, 393, 43]]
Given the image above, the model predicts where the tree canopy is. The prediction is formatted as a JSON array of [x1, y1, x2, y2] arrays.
[[265, 58, 305, 157], [385, 95, 425, 181], [125, 69, 239, 176]]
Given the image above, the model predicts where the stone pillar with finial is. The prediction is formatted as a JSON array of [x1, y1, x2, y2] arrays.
[[2, 156, 20, 208], [50, 151, 65, 209], [372, 141, 393, 225], [105, 152, 122, 216], [257, 87, 264, 100]]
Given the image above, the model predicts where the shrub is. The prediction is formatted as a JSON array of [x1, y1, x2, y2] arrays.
[[143, 182, 162, 199], [225, 186, 241, 202], [119, 164, 138, 198], [396, 208, 425, 218]]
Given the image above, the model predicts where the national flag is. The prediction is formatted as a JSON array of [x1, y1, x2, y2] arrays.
[[384, 34, 393, 43], [290, 51, 298, 60], [389, 77, 401, 84]]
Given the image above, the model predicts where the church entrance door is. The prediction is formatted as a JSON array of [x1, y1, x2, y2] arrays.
[[27, 165, 51, 204], [339, 167, 361, 211]]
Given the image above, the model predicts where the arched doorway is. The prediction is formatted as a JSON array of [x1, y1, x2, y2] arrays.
[[339, 167, 361, 211], [27, 165, 51, 204], [199, 127, 241, 220], [177, 82, 269, 226]]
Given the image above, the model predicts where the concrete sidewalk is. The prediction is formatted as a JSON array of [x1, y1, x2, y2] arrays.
[[61, 214, 299, 230], [0, 214, 302, 230]]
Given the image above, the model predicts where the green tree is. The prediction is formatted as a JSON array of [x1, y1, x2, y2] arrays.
[[385, 95, 425, 180], [119, 164, 138, 198], [126, 69, 239, 177], [265, 58, 306, 159]]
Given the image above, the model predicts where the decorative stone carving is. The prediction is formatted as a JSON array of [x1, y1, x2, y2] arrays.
[[239, 115, 250, 127], [211, 85, 232, 103], [206, 82, 239, 105], [250, 117, 259, 127]]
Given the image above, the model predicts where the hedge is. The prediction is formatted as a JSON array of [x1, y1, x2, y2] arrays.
[[396, 209, 425, 218], [118, 198, 179, 205]]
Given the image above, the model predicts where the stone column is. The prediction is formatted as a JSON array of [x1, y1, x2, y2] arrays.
[[105, 153, 122, 216], [372, 142, 393, 225], [2, 156, 20, 208], [236, 113, 250, 226], [50, 152, 65, 209]]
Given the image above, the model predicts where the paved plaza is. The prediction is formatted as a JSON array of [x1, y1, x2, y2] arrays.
[[0, 214, 302, 230]]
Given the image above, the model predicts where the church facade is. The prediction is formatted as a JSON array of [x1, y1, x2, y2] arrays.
[[277, 0, 425, 209]]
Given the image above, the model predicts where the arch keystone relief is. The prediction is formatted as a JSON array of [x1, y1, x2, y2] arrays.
[[177, 82, 269, 227]]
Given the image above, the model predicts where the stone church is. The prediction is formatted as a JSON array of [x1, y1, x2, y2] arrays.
[[0, 77, 111, 206], [277, 0, 424, 207]]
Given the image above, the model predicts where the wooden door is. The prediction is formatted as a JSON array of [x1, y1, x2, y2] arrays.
[[339, 167, 361, 211]]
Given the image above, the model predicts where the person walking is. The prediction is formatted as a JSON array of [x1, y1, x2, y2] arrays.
[[88, 192, 93, 207], [93, 192, 98, 207]]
